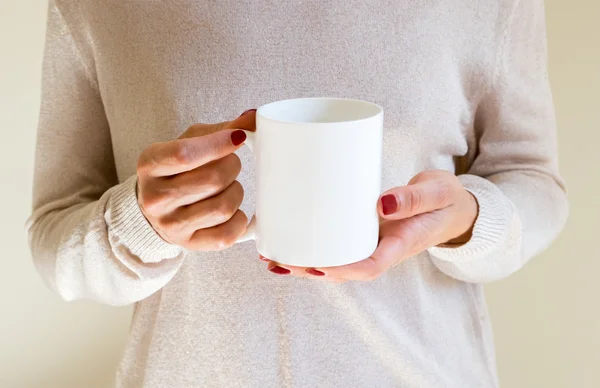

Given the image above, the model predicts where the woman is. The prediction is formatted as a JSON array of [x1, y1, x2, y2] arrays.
[[28, 0, 568, 387]]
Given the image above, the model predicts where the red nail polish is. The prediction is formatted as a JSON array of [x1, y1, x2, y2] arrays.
[[306, 268, 325, 277], [269, 266, 290, 275], [259, 255, 270, 262], [231, 130, 247, 146], [238, 109, 257, 118], [381, 194, 398, 215]]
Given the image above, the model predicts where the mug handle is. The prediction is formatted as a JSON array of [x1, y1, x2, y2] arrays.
[[235, 130, 257, 243]]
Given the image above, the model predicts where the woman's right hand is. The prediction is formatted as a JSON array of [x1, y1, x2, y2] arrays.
[[136, 110, 256, 251]]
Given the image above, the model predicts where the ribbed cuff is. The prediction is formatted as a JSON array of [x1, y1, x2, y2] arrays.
[[427, 174, 515, 263], [108, 175, 182, 263]]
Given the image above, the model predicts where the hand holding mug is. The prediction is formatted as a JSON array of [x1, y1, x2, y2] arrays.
[[262, 170, 479, 282], [136, 111, 256, 251]]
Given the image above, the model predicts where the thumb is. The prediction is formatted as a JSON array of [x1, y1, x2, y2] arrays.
[[180, 109, 257, 139]]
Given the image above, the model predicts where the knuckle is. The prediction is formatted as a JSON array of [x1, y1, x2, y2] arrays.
[[212, 199, 236, 220], [155, 216, 182, 233], [214, 234, 236, 251], [202, 168, 226, 192], [141, 190, 169, 214], [408, 188, 423, 213], [172, 143, 192, 165], [216, 212, 246, 250]]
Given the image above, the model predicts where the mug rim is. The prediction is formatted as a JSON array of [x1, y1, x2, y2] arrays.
[[257, 97, 383, 125]]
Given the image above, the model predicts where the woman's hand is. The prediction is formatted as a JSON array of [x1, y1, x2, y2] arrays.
[[261, 170, 479, 282], [137, 110, 256, 251]]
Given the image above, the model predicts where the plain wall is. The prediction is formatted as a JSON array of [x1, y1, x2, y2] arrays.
[[0, 1, 597, 387]]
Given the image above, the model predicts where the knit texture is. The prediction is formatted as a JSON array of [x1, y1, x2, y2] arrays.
[[28, 1, 568, 387]]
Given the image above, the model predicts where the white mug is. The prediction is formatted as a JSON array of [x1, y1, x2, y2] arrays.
[[238, 97, 384, 268]]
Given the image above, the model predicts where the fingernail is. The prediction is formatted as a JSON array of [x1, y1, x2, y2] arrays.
[[231, 130, 247, 146], [259, 255, 270, 262], [238, 109, 257, 118], [381, 194, 398, 215], [269, 266, 291, 275], [306, 268, 325, 277]]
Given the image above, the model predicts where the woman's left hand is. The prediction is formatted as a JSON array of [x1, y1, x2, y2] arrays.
[[260, 170, 479, 282]]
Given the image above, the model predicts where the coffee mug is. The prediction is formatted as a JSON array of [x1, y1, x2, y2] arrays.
[[237, 97, 384, 267]]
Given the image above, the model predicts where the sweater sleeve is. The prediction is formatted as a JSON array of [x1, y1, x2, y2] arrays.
[[26, 1, 184, 306], [427, 0, 568, 283]]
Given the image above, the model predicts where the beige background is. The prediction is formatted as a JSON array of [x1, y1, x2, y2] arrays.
[[1, 1, 598, 387]]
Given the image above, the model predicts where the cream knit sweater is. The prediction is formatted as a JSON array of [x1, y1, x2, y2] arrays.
[[28, 1, 568, 387]]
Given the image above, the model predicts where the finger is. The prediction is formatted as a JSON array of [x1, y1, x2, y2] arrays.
[[170, 181, 244, 235], [138, 128, 247, 177], [379, 176, 457, 220], [258, 256, 317, 279], [277, 264, 320, 279], [303, 267, 347, 283], [234, 109, 257, 131], [259, 256, 348, 283], [146, 153, 242, 212], [159, 180, 244, 236], [259, 258, 302, 277], [186, 210, 248, 251], [264, 261, 346, 283], [180, 109, 257, 139], [266, 261, 298, 277]]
